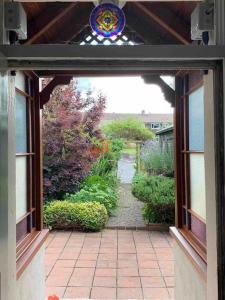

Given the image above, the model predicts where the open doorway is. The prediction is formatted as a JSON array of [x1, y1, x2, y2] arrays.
[[29, 68, 207, 300], [42, 74, 175, 300]]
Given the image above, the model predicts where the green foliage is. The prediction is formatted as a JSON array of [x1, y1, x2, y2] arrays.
[[91, 152, 118, 176], [132, 173, 175, 224], [66, 185, 118, 215], [82, 175, 109, 190], [110, 138, 124, 153], [103, 118, 154, 141], [141, 141, 174, 177], [44, 200, 108, 231], [90, 139, 122, 186]]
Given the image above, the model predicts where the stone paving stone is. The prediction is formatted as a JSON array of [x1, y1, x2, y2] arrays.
[[45, 229, 175, 300], [107, 183, 146, 228]]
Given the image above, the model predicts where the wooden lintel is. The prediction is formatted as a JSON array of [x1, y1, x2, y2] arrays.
[[40, 75, 72, 108]]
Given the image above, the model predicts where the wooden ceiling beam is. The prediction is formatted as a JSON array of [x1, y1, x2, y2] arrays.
[[25, 3, 78, 44], [134, 3, 190, 45], [46, 4, 93, 44]]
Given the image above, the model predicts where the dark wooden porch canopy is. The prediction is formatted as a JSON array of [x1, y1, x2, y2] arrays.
[[21, 1, 199, 106]]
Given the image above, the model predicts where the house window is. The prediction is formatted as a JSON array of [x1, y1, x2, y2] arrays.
[[178, 73, 206, 261], [15, 72, 39, 250], [151, 123, 160, 129]]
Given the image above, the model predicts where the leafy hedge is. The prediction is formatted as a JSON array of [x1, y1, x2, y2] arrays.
[[132, 173, 175, 224], [44, 201, 108, 231], [66, 184, 118, 215]]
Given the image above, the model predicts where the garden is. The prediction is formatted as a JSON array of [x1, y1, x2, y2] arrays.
[[132, 140, 175, 225], [43, 80, 175, 233]]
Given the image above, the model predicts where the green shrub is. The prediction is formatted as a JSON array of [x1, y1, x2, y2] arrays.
[[102, 118, 154, 141], [66, 185, 118, 215], [44, 200, 108, 231], [110, 138, 124, 154], [132, 173, 175, 224], [83, 174, 118, 190], [82, 175, 109, 190]]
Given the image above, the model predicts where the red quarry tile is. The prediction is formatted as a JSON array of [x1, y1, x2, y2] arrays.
[[117, 259, 138, 268], [80, 248, 99, 254], [164, 277, 175, 287], [54, 259, 76, 268], [68, 275, 93, 287], [136, 247, 155, 254], [64, 287, 91, 298], [118, 249, 137, 254], [117, 287, 143, 299], [117, 268, 139, 277], [46, 273, 71, 287], [95, 268, 117, 277], [160, 269, 175, 276], [156, 253, 174, 261], [72, 267, 95, 277], [93, 276, 116, 287], [141, 276, 166, 288], [137, 253, 157, 261], [97, 260, 117, 268], [78, 253, 98, 260], [59, 251, 79, 260], [168, 287, 175, 299], [50, 267, 73, 277], [45, 248, 63, 254], [99, 247, 117, 254], [98, 253, 117, 261], [118, 253, 137, 260], [91, 287, 116, 299], [117, 276, 141, 288], [139, 268, 162, 277], [45, 286, 66, 298], [143, 288, 170, 300], [138, 260, 159, 269], [76, 260, 96, 268]]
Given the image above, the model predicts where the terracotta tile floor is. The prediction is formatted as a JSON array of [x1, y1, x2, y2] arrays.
[[45, 230, 175, 299]]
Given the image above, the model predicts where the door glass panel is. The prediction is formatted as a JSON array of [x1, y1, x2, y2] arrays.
[[190, 153, 206, 220], [16, 156, 27, 220], [16, 92, 27, 153], [189, 87, 204, 151], [15, 71, 26, 92]]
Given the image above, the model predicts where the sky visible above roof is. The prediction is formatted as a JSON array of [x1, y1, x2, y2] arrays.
[[77, 76, 174, 114]]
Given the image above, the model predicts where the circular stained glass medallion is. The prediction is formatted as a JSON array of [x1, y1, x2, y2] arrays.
[[90, 3, 126, 38]]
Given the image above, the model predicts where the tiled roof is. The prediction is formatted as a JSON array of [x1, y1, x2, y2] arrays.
[[102, 113, 173, 123]]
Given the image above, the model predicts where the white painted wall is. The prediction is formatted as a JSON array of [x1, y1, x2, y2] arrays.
[[174, 242, 206, 300], [17, 245, 45, 300]]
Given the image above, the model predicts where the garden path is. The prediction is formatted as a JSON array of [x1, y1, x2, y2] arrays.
[[107, 154, 145, 229]]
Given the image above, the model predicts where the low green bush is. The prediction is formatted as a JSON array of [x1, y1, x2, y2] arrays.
[[132, 173, 175, 224], [82, 175, 109, 190], [65, 185, 118, 215], [44, 200, 108, 231], [83, 174, 118, 190]]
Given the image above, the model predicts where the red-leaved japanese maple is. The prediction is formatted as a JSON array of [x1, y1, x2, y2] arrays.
[[43, 79, 106, 200]]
